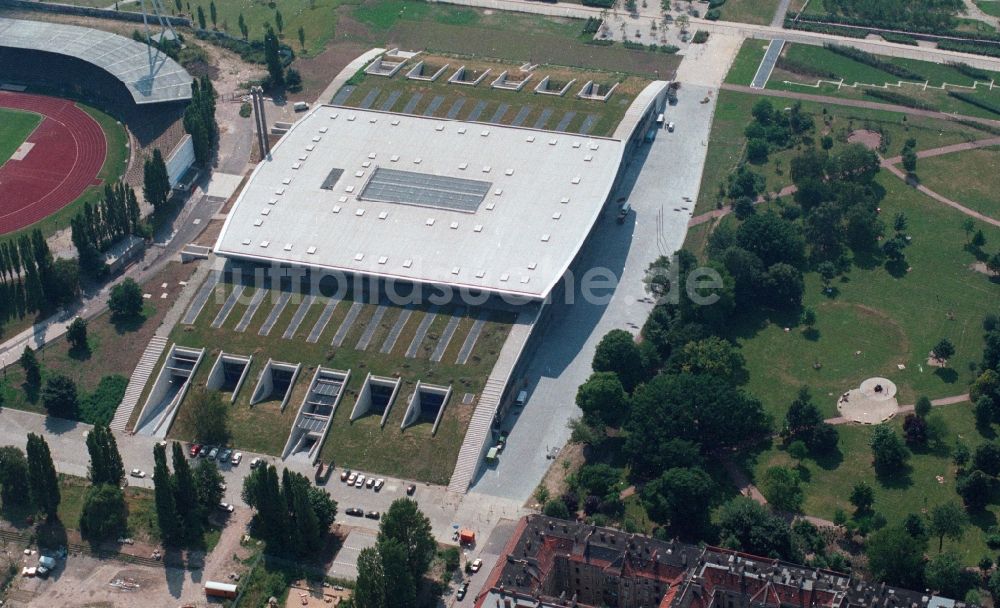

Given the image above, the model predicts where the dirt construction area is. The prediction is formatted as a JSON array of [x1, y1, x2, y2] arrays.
[[285, 581, 351, 608], [10, 555, 207, 608]]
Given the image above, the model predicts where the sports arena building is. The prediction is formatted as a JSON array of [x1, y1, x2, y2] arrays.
[[214, 80, 669, 491]]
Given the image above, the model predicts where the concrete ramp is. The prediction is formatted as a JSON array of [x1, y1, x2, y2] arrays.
[[134, 345, 206, 438], [401, 382, 452, 435], [281, 367, 351, 462], [349, 373, 401, 428]]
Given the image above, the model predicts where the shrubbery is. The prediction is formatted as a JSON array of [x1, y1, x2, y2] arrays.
[[938, 39, 1000, 58], [776, 57, 839, 79], [862, 89, 935, 110], [825, 44, 925, 80], [947, 91, 1000, 116]]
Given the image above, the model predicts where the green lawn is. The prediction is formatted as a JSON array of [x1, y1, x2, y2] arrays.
[[57, 474, 161, 544], [724, 38, 770, 87], [746, 403, 994, 565], [977, 0, 1000, 18], [338, 53, 649, 137], [695, 88, 993, 216], [0, 108, 40, 167], [767, 43, 1000, 120], [717, 0, 781, 25], [737, 174, 1000, 423], [163, 279, 514, 485], [915, 145, 1000, 220]]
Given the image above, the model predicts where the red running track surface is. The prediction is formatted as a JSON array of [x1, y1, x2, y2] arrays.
[[0, 91, 108, 235]]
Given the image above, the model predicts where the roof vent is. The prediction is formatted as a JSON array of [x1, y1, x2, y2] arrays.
[[306, 144, 315, 152], [345, 185, 355, 193], [261, 208, 271, 216], [362, 161, 372, 168], [391, 119, 400, 126], [426, 218, 435, 226], [451, 266, 460, 275], [571, 177, 581, 184], [403, 259, 413, 268], [560, 197, 569, 204], [292, 162, 301, 170], [414, 158, 422, 164], [482, 166, 491, 173], [368, 152, 377, 159], [312, 136, 321, 143], [338, 196, 348, 203], [474, 224, 483, 232], [500, 273, 510, 282], [391, 155, 399, 162], [242, 238, 251, 245], [347, 115, 356, 121], [378, 211, 388, 220], [320, 126, 328, 133], [333, 205, 342, 213], [260, 240, 270, 248], [355, 208, 365, 216], [355, 170, 365, 177], [354, 253, 364, 261], [458, 127, 467, 134], [486, 202, 496, 211], [541, 234, 551, 242], [282, 177, 291, 185], [526, 135, 535, 143], [528, 262, 537, 270], [552, 212, 562, 220], [307, 246, 317, 254], [459, 162, 468, 170], [572, 141, 581, 149], [379, 256, 388, 265], [283, 244, 292, 251], [436, 125, 445, 132], [449, 221, 459, 229], [253, 219, 263, 227], [505, 168, 514, 176], [476, 270, 486, 278]]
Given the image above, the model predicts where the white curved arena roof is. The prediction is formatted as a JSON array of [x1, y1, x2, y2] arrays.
[[0, 17, 192, 104]]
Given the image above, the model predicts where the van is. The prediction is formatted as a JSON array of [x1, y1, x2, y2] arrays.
[[656, 113, 665, 127], [617, 202, 632, 224], [293, 101, 309, 112], [515, 390, 528, 408]]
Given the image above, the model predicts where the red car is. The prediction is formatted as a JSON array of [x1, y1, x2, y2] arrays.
[[189, 444, 202, 458]]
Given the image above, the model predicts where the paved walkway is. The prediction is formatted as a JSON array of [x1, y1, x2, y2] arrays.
[[824, 393, 969, 425], [963, 0, 1000, 29], [882, 136, 1000, 165], [316, 47, 385, 106], [771, 0, 793, 28]]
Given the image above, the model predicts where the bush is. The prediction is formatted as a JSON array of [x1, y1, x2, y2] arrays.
[[286, 68, 303, 93], [862, 89, 935, 110], [79, 484, 128, 541], [543, 499, 571, 519], [950, 62, 990, 81], [79, 375, 129, 426], [775, 57, 839, 79], [692, 30, 710, 44], [785, 19, 870, 38], [880, 32, 918, 45], [582, 17, 601, 34], [581, 0, 614, 7], [109, 278, 143, 318], [705, 9, 720, 20], [938, 39, 1000, 58], [948, 91, 1000, 117], [239, 101, 252, 118]]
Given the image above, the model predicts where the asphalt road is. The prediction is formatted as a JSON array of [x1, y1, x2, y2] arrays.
[[468, 83, 718, 502]]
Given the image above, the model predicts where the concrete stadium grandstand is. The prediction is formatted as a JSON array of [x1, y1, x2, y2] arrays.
[[213, 79, 670, 492]]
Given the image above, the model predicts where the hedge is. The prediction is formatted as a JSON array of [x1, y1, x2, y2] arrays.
[[862, 89, 935, 110], [775, 57, 839, 79], [825, 44, 925, 81], [784, 19, 871, 38], [938, 39, 1000, 58], [947, 91, 1000, 116], [949, 62, 990, 81], [880, 32, 918, 46]]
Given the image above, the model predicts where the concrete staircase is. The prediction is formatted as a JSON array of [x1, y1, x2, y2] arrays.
[[447, 377, 504, 493], [110, 336, 168, 432]]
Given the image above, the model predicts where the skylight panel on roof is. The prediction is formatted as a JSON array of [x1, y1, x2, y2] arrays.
[[481, 129, 490, 137], [403, 259, 412, 268], [482, 166, 491, 173], [451, 267, 460, 275], [355, 170, 365, 177], [459, 163, 468, 170], [500, 273, 509, 282], [520, 276, 530, 284], [254, 219, 263, 227], [414, 158, 422, 164], [368, 152, 377, 159], [391, 119, 400, 126], [345, 185, 355, 193], [312, 136, 321, 142], [242, 238, 251, 245], [339, 196, 347, 203], [378, 211, 388, 220], [282, 178, 291, 184], [379, 256, 388, 265], [458, 127, 466, 134], [284, 244, 292, 251], [320, 127, 328, 133], [526, 135, 535, 143], [476, 270, 486, 278], [552, 212, 562, 220], [549, 139, 558, 146], [260, 240, 270, 248], [307, 246, 317, 254], [348, 115, 356, 121], [571, 177, 581, 184], [354, 253, 364, 261], [494, 189, 502, 196], [450, 221, 459, 229], [486, 202, 495, 210], [560, 197, 569, 204], [426, 218, 435, 226], [541, 234, 551, 242], [572, 142, 581, 149], [269, 198, 277, 205], [306, 145, 315, 151], [333, 205, 341, 213], [505, 168, 514, 176], [355, 208, 365, 216], [292, 163, 301, 170], [261, 208, 270, 216], [369, 118, 377, 123], [584, 154, 593, 162], [436, 125, 444, 131], [275, 187, 285, 195], [528, 262, 537, 270], [331, 113, 339, 119], [474, 224, 483, 232], [363, 161, 371, 168], [391, 155, 399, 162]]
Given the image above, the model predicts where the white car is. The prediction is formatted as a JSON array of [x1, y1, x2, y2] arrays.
[[219, 502, 234, 513], [374, 478, 385, 491], [232, 452, 243, 466], [129, 469, 145, 478], [249, 457, 262, 469], [347, 472, 358, 485], [666, 121, 676, 132], [471, 558, 483, 573], [355, 474, 366, 488]]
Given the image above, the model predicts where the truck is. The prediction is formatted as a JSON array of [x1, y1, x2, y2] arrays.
[[314, 460, 333, 484], [36, 556, 56, 578], [205, 581, 238, 599]]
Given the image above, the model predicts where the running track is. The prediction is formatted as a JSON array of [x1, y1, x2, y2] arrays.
[[0, 92, 107, 235]]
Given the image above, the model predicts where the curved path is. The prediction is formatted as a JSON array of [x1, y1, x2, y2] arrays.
[[824, 393, 969, 425], [0, 91, 107, 235]]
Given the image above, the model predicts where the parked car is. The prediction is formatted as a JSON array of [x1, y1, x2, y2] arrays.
[[406, 484, 416, 496], [373, 478, 385, 492], [341, 469, 351, 482], [218, 502, 234, 513], [365, 477, 375, 489], [354, 474, 366, 488], [219, 481, 227, 491], [129, 469, 145, 478], [365, 510, 380, 520], [207, 447, 219, 460], [189, 444, 202, 458], [219, 448, 232, 462], [231, 452, 243, 466], [347, 472, 358, 485], [457, 581, 469, 601], [667, 121, 675, 132], [249, 457, 262, 469], [471, 558, 483, 573], [345, 507, 364, 517]]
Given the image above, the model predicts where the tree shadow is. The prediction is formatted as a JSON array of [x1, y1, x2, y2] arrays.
[[976, 421, 997, 440], [68, 345, 92, 362], [933, 367, 959, 384], [885, 258, 908, 278], [875, 464, 913, 489], [36, 519, 68, 550], [111, 312, 146, 335], [21, 381, 40, 404], [969, 508, 997, 533], [822, 286, 840, 299], [795, 463, 811, 482], [811, 446, 844, 471], [802, 327, 820, 341]]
